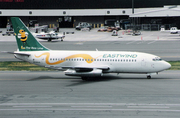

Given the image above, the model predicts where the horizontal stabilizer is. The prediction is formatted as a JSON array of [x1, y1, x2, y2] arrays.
[[1, 51, 30, 56]]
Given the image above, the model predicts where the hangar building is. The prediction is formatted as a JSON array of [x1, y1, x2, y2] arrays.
[[0, 0, 180, 30]]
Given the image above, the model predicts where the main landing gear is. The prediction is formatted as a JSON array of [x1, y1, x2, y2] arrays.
[[48, 39, 52, 42], [147, 75, 151, 79], [81, 77, 88, 81]]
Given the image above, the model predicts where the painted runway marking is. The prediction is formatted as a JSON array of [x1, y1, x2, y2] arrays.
[[136, 41, 144, 44], [127, 106, 169, 109], [1, 103, 180, 106], [148, 40, 158, 44], [126, 40, 139, 44], [1, 103, 180, 112], [13, 106, 52, 108], [74, 42, 83, 45], [71, 106, 112, 108], [1, 108, 180, 112]]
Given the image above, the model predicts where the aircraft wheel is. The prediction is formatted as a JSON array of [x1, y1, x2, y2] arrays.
[[48, 39, 51, 42], [81, 77, 88, 81], [147, 75, 151, 79]]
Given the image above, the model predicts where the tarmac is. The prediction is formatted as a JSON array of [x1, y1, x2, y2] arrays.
[[0, 28, 180, 42], [0, 70, 180, 118], [0, 28, 180, 118]]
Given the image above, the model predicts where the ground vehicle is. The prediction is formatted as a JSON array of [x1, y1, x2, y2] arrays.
[[31, 25, 65, 42], [132, 30, 141, 36], [170, 27, 179, 34], [107, 26, 119, 32], [97, 26, 108, 32], [33, 31, 65, 42], [111, 30, 118, 36], [75, 22, 92, 30]]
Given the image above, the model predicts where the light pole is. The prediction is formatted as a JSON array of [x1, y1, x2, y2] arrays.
[[132, 0, 134, 14], [132, 0, 135, 33]]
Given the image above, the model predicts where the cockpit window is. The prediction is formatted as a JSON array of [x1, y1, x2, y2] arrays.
[[152, 57, 162, 61]]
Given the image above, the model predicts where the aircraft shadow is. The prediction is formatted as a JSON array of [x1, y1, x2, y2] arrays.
[[27, 74, 170, 87]]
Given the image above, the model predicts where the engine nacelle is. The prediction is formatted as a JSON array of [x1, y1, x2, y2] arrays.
[[64, 68, 103, 77]]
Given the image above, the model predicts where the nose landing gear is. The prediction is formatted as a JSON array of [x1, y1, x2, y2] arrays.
[[146, 72, 158, 79]]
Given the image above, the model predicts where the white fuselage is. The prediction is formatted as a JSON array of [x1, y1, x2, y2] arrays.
[[14, 50, 171, 76]]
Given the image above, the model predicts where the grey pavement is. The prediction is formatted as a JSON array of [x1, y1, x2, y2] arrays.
[[0, 70, 180, 118], [0, 28, 180, 118], [0, 28, 180, 42]]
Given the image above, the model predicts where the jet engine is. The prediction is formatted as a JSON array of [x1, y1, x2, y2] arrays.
[[64, 68, 103, 77]]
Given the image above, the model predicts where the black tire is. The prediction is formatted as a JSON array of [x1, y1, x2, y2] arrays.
[[147, 75, 151, 79], [81, 77, 88, 81]]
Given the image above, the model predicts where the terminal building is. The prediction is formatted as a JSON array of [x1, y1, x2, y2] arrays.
[[0, 0, 180, 30]]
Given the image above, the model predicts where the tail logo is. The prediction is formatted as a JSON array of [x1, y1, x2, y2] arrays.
[[18, 29, 28, 49]]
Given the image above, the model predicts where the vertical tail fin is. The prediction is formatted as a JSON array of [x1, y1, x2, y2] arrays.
[[11, 17, 49, 51]]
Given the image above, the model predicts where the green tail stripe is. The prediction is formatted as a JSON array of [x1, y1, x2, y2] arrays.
[[11, 17, 49, 51]]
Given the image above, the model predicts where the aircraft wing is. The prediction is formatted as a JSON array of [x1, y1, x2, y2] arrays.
[[45, 65, 109, 73], [62, 65, 109, 70], [63, 65, 109, 77]]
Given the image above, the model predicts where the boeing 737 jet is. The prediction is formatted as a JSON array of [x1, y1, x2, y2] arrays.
[[5, 17, 171, 80]]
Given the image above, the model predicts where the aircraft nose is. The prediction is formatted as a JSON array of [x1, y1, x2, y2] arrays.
[[164, 61, 171, 70]]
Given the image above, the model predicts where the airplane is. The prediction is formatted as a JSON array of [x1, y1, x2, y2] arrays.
[[4, 17, 171, 80], [32, 31, 65, 42], [30, 25, 65, 42]]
